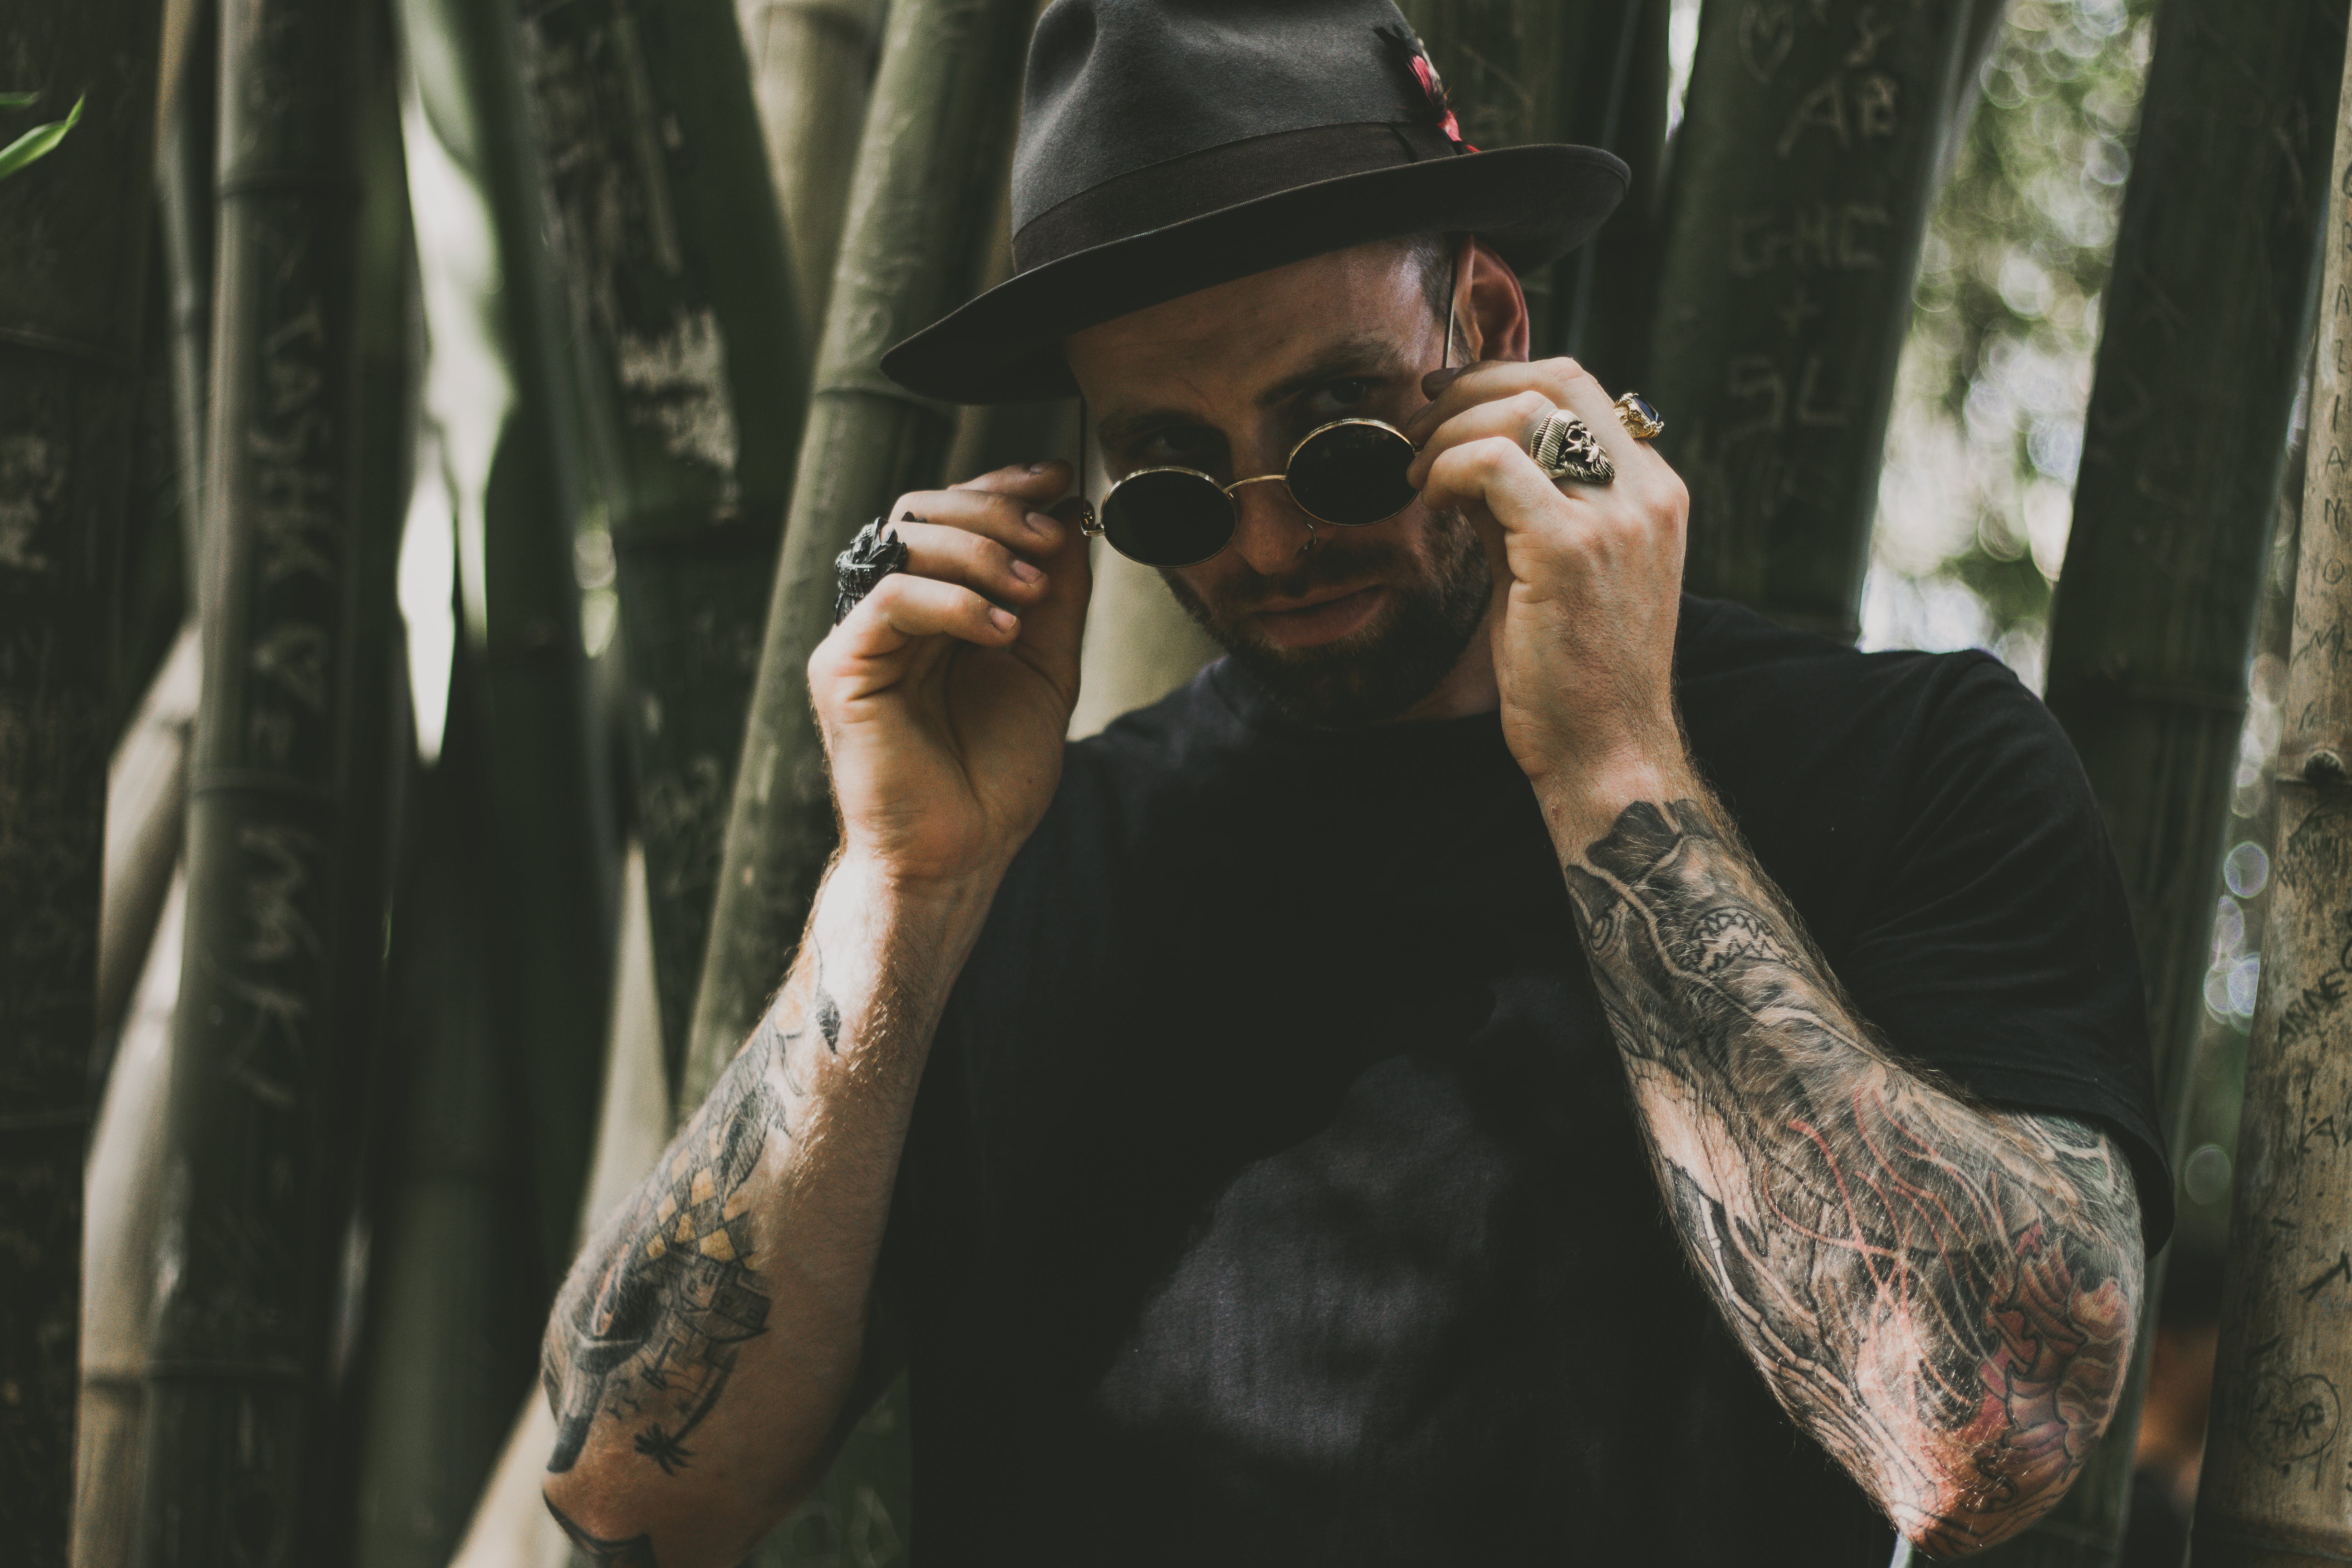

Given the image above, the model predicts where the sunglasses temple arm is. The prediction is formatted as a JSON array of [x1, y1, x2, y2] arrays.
[[1075, 397, 1100, 536], [1443, 241, 1460, 370]]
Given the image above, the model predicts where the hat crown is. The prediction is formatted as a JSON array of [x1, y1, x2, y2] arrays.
[[1013, 0, 1434, 234]]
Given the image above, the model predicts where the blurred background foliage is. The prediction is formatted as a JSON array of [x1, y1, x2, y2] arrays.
[[1867, 0, 2151, 680], [1857, 0, 2287, 1257]]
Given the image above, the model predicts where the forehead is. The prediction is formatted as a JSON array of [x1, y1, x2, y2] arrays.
[[1065, 240, 1430, 416]]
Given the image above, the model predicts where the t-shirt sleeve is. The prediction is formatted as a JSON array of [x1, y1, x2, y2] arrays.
[[1833, 653, 2174, 1249]]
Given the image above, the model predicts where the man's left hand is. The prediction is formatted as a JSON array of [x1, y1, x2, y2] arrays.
[[1401, 356, 1691, 845]]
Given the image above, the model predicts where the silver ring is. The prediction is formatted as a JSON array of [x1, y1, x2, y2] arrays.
[[1528, 408, 1615, 486], [833, 516, 912, 624]]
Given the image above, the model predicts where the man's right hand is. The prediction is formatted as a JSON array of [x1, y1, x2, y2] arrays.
[[809, 460, 1092, 888]]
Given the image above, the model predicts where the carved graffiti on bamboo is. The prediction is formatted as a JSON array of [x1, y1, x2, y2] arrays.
[[1737, 1, 1903, 153], [201, 823, 324, 1113], [246, 289, 340, 772], [0, 432, 62, 572], [2243, 1368, 2343, 1470], [517, 5, 745, 510]]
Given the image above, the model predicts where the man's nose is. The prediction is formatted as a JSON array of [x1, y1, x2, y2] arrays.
[[1226, 473, 1314, 576]]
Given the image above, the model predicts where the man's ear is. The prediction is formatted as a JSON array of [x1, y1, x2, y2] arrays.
[[1459, 235, 1530, 364]]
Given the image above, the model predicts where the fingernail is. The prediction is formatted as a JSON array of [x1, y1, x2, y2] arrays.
[[1422, 367, 1465, 394], [990, 608, 1019, 632], [1010, 559, 1043, 584], [1026, 460, 1055, 475], [1025, 510, 1059, 536]]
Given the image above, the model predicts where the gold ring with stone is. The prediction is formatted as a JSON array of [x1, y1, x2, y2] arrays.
[[1613, 391, 1665, 441], [1527, 407, 1615, 485]]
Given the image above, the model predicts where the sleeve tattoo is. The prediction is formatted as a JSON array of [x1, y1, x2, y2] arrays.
[[541, 954, 844, 1478], [1563, 799, 2142, 1554]]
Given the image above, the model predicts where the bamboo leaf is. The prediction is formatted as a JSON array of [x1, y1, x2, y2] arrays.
[[0, 95, 84, 181], [0, 90, 42, 107]]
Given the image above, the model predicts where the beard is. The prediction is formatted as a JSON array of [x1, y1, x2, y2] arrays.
[[1158, 504, 1493, 727]]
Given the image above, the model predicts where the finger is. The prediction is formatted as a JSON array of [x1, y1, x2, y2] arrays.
[[1406, 388, 1560, 491], [891, 519, 1052, 608], [834, 571, 1020, 662], [1006, 495, 1094, 696], [1543, 364, 1672, 488], [1420, 435, 1564, 538], [954, 458, 1073, 504], [1402, 358, 1559, 446], [888, 484, 1068, 560]]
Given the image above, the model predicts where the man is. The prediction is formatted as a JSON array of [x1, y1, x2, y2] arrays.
[[539, 3, 2169, 1563]]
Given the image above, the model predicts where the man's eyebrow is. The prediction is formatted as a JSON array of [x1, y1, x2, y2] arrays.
[[1093, 334, 1416, 449], [1094, 403, 1200, 449], [1255, 333, 1413, 410]]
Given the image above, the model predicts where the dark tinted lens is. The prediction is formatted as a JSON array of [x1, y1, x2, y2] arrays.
[[1285, 421, 1417, 525], [1101, 468, 1235, 566]]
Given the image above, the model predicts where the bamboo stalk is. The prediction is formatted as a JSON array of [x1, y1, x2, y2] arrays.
[[353, 674, 542, 1568], [511, 0, 805, 1089], [1642, 0, 2007, 638], [129, 0, 391, 1554], [157, 0, 216, 583], [737, 0, 885, 343], [0, 2, 167, 1557], [293, 21, 420, 1557], [686, 0, 1035, 1106], [439, 837, 671, 1568], [96, 627, 201, 1054], [394, 0, 622, 1284], [2185, 22, 2352, 1562], [113, 245, 193, 754], [1555, 0, 1670, 389], [74, 872, 188, 1568], [1967, 3, 2348, 1564]]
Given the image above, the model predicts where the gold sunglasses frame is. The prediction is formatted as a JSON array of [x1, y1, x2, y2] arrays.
[[1083, 416, 1421, 567], [1071, 241, 1465, 568]]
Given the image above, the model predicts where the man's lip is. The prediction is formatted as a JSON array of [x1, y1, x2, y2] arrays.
[[1250, 581, 1378, 616], [1247, 583, 1387, 647]]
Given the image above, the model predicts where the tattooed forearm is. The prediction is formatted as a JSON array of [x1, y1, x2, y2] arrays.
[[1563, 798, 2142, 1555], [542, 1002, 788, 1476], [538, 857, 979, 1563], [541, 943, 845, 1477]]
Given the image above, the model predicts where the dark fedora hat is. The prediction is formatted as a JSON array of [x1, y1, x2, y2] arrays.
[[878, 0, 1630, 405]]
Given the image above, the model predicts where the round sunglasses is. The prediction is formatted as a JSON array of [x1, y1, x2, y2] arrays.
[[1088, 417, 1419, 567]]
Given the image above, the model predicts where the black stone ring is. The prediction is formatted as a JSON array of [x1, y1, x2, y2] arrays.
[[834, 516, 913, 625]]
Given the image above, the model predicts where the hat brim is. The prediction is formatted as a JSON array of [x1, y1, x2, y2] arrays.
[[880, 143, 1630, 405]]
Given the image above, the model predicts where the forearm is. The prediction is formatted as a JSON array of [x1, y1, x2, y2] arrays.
[[1545, 772, 2142, 1555], [539, 854, 994, 1566]]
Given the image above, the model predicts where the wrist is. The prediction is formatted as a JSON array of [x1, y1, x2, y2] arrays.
[[1532, 747, 1699, 861], [831, 848, 1006, 931]]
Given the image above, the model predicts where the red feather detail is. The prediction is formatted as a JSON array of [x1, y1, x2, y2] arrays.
[[1407, 56, 1465, 146]]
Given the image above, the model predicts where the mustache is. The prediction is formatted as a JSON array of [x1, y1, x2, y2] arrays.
[[1213, 534, 1415, 613]]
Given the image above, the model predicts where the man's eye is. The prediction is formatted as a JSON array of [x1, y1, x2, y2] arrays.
[[1323, 377, 1371, 407], [1138, 427, 1220, 467]]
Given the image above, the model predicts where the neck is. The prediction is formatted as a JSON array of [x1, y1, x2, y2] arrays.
[[1391, 603, 1501, 723]]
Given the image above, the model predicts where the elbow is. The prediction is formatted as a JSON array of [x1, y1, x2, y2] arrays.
[[1896, 1303, 2144, 1554], [1895, 1462, 2081, 1558], [1888, 1336, 2140, 1556]]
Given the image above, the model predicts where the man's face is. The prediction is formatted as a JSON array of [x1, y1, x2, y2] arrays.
[[1065, 241, 1495, 727]]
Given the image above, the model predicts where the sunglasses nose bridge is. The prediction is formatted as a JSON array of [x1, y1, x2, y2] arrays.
[[1220, 471, 1289, 499]]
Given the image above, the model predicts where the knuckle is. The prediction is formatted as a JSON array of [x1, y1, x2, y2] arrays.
[[1509, 389, 1554, 422]]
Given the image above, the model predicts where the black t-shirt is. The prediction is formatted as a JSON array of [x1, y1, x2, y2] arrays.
[[889, 595, 2171, 1565]]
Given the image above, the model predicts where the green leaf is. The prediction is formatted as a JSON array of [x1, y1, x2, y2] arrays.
[[0, 94, 83, 182], [0, 92, 40, 108]]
